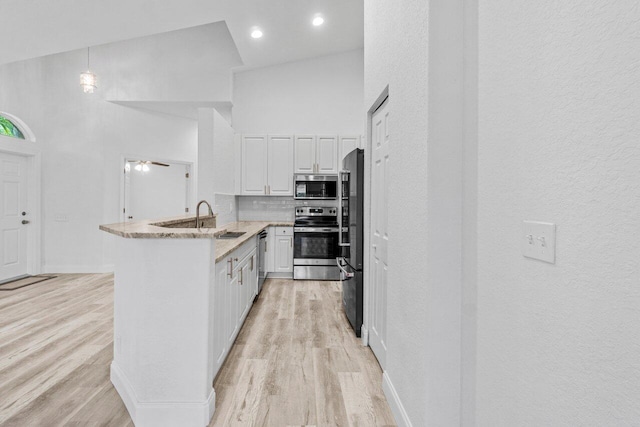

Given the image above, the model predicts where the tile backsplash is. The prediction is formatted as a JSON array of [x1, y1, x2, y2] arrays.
[[237, 196, 337, 222], [214, 194, 238, 226]]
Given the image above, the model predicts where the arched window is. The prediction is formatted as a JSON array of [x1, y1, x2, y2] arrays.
[[0, 114, 25, 139]]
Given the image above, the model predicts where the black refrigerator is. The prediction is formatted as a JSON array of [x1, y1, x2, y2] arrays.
[[337, 148, 364, 337]]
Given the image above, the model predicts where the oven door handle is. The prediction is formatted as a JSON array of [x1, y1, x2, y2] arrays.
[[294, 227, 339, 233], [336, 257, 355, 279]]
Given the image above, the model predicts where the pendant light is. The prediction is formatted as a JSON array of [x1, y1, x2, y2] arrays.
[[80, 47, 97, 94]]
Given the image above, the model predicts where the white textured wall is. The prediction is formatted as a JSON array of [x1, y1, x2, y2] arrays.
[[0, 49, 197, 272], [364, 0, 463, 425], [476, 1, 640, 425], [232, 49, 364, 134]]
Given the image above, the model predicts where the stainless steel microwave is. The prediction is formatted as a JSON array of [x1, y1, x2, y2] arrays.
[[294, 174, 338, 200]]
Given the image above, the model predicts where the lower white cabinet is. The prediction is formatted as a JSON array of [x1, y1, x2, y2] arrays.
[[266, 226, 293, 274], [212, 238, 258, 378]]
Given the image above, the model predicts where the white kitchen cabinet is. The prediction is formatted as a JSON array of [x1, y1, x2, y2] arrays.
[[274, 227, 293, 273], [267, 135, 294, 195], [294, 134, 338, 174], [294, 135, 316, 173], [241, 134, 293, 195], [339, 135, 362, 166], [241, 135, 268, 195], [316, 135, 339, 173], [265, 226, 294, 275], [212, 238, 258, 379]]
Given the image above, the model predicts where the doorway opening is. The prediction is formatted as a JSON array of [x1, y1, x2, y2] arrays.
[[121, 158, 193, 222]]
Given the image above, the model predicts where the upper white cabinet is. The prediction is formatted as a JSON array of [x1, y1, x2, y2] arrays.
[[241, 135, 268, 195], [294, 134, 338, 174], [294, 135, 316, 174], [267, 135, 294, 195], [339, 135, 362, 166], [241, 134, 293, 196], [316, 135, 339, 173]]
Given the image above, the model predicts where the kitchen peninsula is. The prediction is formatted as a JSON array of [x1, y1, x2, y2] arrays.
[[100, 215, 291, 427]]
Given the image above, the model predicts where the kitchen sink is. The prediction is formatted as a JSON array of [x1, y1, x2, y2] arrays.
[[216, 231, 246, 239], [153, 217, 217, 229]]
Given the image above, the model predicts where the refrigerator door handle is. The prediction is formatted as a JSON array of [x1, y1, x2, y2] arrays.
[[338, 170, 351, 247], [336, 257, 354, 279]]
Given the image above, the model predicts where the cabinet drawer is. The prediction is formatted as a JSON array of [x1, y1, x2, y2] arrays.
[[274, 226, 293, 236]]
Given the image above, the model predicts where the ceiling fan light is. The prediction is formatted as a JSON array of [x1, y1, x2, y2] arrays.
[[142, 164, 150, 172], [251, 28, 263, 39], [312, 16, 324, 26], [135, 163, 142, 172]]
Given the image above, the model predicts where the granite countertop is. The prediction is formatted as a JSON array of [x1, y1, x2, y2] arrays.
[[99, 214, 224, 239], [213, 221, 293, 262], [99, 216, 294, 263]]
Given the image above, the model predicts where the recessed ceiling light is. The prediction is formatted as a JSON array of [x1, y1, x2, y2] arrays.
[[251, 28, 263, 39], [312, 15, 324, 26]]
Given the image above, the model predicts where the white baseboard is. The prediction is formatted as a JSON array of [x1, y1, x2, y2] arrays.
[[361, 325, 369, 346], [111, 362, 216, 427], [43, 264, 114, 274], [266, 272, 293, 279], [383, 371, 413, 427]]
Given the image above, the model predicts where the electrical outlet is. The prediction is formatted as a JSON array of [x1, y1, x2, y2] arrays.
[[522, 221, 556, 264]]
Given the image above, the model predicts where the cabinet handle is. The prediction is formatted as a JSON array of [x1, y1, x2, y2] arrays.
[[268, 185, 271, 195], [239, 269, 243, 285], [250, 256, 254, 271], [227, 258, 233, 277], [290, 238, 292, 248], [264, 185, 267, 194]]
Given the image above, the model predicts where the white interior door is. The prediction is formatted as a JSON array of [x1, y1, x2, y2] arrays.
[[0, 152, 28, 282], [124, 161, 189, 221], [369, 99, 390, 367]]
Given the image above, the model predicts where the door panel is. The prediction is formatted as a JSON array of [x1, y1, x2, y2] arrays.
[[294, 135, 316, 174], [242, 135, 268, 195], [339, 135, 361, 165], [267, 135, 294, 195], [0, 153, 28, 282], [369, 99, 390, 367], [316, 135, 338, 174], [275, 236, 293, 272]]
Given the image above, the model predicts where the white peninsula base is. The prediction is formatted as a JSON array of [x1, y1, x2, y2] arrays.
[[110, 237, 217, 427]]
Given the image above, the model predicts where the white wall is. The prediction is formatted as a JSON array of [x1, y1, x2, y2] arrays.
[[232, 49, 364, 134], [475, 1, 640, 425], [97, 22, 241, 102], [364, 0, 464, 425], [0, 49, 197, 273]]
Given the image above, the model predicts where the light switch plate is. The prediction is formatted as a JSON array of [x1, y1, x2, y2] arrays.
[[522, 221, 556, 263]]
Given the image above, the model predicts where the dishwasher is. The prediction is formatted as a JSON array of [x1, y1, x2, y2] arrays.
[[257, 230, 268, 294]]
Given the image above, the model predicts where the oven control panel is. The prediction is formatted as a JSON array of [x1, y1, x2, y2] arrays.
[[295, 207, 337, 216]]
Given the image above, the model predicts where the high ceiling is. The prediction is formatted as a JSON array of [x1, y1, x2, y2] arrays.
[[1, 0, 363, 69]]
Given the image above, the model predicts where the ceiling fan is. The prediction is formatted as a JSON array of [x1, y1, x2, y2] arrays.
[[128, 160, 170, 172]]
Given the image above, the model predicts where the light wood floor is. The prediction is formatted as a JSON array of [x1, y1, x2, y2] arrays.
[[0, 274, 395, 427]]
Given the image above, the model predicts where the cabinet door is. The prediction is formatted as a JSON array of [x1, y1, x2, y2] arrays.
[[294, 135, 316, 174], [227, 262, 240, 349], [249, 250, 258, 299], [266, 227, 275, 272], [339, 135, 361, 167], [242, 135, 268, 195], [274, 236, 293, 273], [267, 135, 294, 195], [213, 260, 229, 377], [239, 260, 251, 322], [316, 135, 338, 174]]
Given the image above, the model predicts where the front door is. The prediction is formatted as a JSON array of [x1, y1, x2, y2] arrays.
[[369, 98, 390, 367], [0, 152, 28, 282]]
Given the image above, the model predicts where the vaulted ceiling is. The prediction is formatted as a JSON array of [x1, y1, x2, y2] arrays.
[[2, 0, 363, 69]]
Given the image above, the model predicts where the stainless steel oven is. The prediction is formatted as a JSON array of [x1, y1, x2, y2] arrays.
[[294, 174, 338, 200], [293, 207, 341, 280]]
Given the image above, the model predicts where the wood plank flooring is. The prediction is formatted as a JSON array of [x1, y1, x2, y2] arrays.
[[0, 274, 395, 427]]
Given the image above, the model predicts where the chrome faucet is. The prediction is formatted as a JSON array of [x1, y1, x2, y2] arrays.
[[195, 200, 213, 230]]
